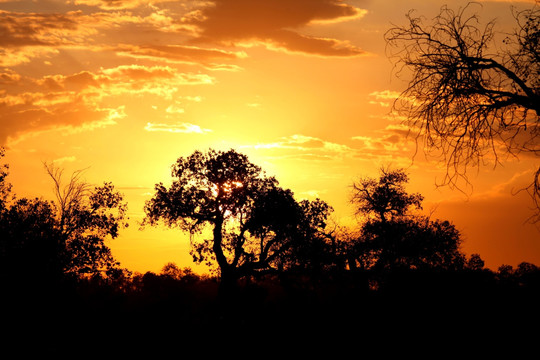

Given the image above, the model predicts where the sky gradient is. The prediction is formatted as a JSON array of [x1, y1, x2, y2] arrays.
[[1, 0, 539, 274]]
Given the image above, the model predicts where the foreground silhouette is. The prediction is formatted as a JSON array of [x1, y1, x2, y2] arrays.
[[1, 147, 539, 355]]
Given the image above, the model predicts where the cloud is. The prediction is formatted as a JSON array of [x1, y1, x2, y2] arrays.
[[0, 2, 367, 68], [165, 103, 185, 115], [71, 0, 170, 10], [352, 124, 413, 151], [184, 0, 367, 57], [117, 44, 246, 63], [0, 69, 21, 84], [477, 0, 538, 3], [0, 10, 88, 48], [0, 8, 202, 66], [299, 189, 327, 199], [52, 156, 77, 164], [350, 124, 421, 166], [243, 134, 354, 161], [0, 65, 215, 145], [368, 90, 401, 107], [0, 46, 60, 67], [39, 65, 214, 98], [0, 101, 124, 145], [242, 130, 420, 165], [144, 122, 212, 134], [0, 10, 114, 65]]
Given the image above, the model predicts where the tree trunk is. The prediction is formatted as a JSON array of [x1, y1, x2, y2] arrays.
[[212, 216, 228, 273], [212, 216, 239, 300]]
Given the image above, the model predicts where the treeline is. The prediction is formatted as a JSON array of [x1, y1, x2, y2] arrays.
[[1, 148, 540, 351]]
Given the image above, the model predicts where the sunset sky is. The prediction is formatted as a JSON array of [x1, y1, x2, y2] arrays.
[[1, 0, 538, 274]]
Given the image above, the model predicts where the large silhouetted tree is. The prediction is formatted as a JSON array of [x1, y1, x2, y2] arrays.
[[385, 3, 539, 218], [350, 168, 465, 272], [143, 149, 333, 293]]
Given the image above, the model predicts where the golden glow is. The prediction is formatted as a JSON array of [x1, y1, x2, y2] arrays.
[[1, 0, 538, 274]]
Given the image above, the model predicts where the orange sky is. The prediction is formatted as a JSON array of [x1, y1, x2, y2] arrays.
[[1, 0, 538, 274]]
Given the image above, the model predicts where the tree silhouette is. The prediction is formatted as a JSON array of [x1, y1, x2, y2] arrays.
[[385, 3, 540, 218], [143, 149, 333, 293], [351, 167, 423, 223], [1, 151, 61, 286], [0, 197, 62, 287], [44, 163, 129, 279], [466, 253, 485, 271], [0, 156, 129, 288], [0, 147, 12, 210], [350, 168, 465, 273]]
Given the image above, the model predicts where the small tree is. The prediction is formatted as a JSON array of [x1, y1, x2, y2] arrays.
[[44, 163, 129, 279], [0, 147, 12, 210], [143, 149, 332, 293], [466, 253, 486, 271], [0, 159, 129, 286], [351, 167, 423, 223], [0, 197, 62, 286], [351, 168, 465, 272]]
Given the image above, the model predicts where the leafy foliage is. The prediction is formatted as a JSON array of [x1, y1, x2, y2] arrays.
[[350, 168, 465, 272], [351, 167, 423, 222], [0, 158, 128, 284], [0, 148, 12, 209], [144, 149, 333, 287]]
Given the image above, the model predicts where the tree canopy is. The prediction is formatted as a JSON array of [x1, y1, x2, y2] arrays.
[[351, 167, 423, 223], [350, 168, 465, 272], [143, 149, 333, 290]]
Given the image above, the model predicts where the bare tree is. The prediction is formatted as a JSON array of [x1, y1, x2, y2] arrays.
[[385, 2, 539, 219], [44, 163, 90, 235]]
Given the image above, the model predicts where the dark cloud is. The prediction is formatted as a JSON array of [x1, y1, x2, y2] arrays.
[[0, 10, 82, 47], [185, 0, 367, 57]]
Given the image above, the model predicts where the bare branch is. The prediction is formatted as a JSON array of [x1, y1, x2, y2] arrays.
[[385, 2, 539, 215], [43, 162, 91, 230]]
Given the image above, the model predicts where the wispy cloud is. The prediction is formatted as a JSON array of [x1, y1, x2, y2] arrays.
[[52, 155, 77, 164], [242, 134, 354, 161], [116, 44, 247, 67], [368, 90, 401, 107], [242, 130, 419, 165], [71, 0, 171, 10], [350, 124, 421, 166], [144, 122, 212, 134], [0, 65, 214, 145], [1, 104, 125, 146]]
